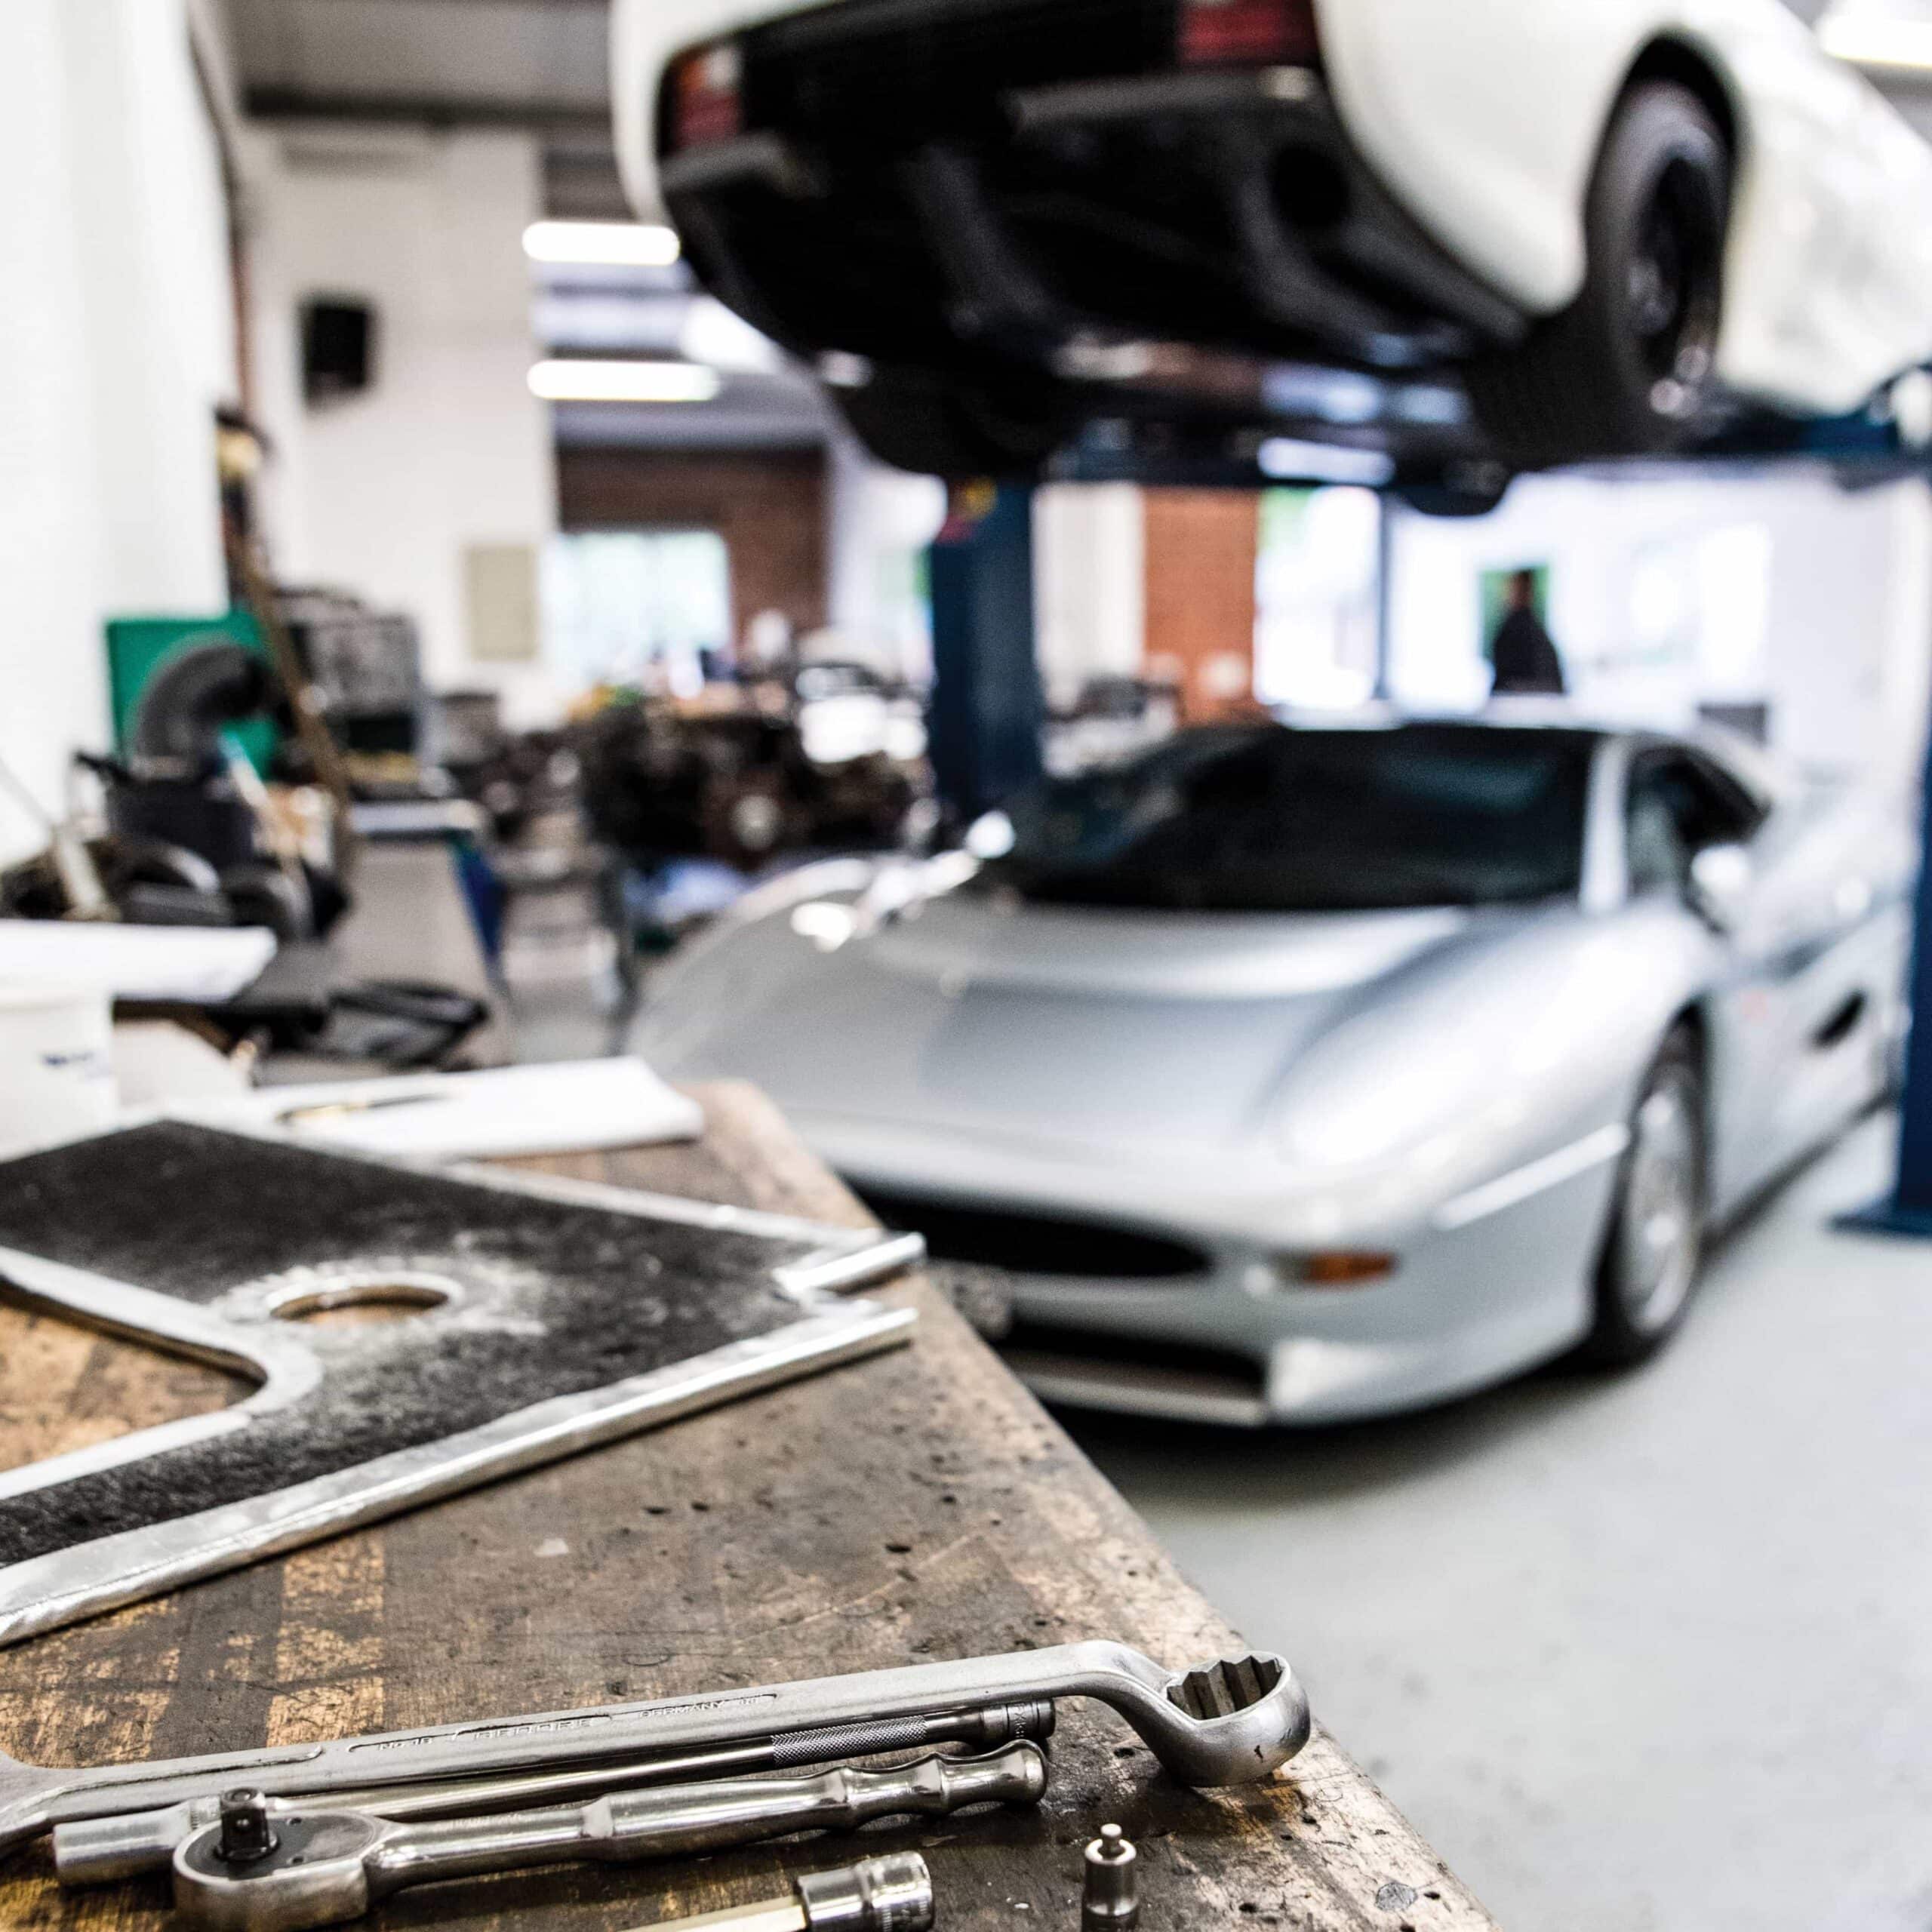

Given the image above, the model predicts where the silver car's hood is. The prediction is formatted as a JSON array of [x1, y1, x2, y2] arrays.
[[645, 891, 1481, 1154]]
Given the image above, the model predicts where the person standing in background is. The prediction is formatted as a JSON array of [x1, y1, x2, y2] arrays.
[[1489, 568, 1566, 696]]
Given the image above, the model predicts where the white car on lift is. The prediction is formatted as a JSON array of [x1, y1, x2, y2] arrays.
[[613, 0, 1932, 481]]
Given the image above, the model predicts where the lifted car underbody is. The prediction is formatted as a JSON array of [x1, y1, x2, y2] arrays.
[[653, 0, 1919, 497], [660, 0, 1527, 484]]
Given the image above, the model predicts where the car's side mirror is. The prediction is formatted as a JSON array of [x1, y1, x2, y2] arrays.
[[1687, 842, 1752, 933]]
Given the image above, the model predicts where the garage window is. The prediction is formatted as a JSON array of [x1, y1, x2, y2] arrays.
[[540, 530, 733, 695]]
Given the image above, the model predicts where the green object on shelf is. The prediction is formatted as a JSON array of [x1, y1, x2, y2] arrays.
[[104, 610, 279, 776]]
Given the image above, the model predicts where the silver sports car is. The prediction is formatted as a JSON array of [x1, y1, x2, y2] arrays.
[[637, 718, 1911, 1424]]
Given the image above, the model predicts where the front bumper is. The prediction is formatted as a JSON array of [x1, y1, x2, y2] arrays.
[[660, 7, 1527, 390], [836, 1138, 1618, 1426], [991, 1215, 1595, 1426]]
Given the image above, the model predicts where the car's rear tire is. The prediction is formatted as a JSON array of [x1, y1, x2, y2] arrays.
[[1392, 473, 1514, 519], [1469, 82, 1730, 466], [1583, 1026, 1707, 1367]]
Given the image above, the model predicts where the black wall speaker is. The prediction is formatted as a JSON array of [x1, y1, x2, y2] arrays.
[[300, 297, 377, 405]]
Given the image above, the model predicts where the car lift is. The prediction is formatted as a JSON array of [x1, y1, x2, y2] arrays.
[[927, 482, 1045, 822], [1843, 750, 1932, 1235], [1774, 414, 1932, 1237]]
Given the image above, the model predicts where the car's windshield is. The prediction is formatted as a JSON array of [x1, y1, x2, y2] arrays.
[[974, 724, 1597, 914]]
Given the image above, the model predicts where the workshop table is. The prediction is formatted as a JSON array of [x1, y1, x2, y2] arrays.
[[0, 1084, 1498, 1931]]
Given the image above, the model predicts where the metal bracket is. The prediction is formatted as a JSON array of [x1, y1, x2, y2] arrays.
[[0, 1121, 920, 1648]]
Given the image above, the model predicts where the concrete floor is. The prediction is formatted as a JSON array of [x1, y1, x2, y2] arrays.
[[1069, 1112, 1932, 1932]]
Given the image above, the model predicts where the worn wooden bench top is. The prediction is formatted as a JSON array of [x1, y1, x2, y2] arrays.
[[0, 1082, 1497, 1930]]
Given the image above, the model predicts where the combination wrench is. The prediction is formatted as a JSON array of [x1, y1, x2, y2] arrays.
[[169, 1746, 1044, 1932], [0, 1641, 1309, 1859]]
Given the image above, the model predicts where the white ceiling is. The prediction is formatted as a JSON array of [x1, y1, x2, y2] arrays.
[[225, 0, 628, 214], [224, 0, 611, 126]]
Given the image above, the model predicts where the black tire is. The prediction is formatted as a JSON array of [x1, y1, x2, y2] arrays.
[[1583, 1027, 1708, 1367], [835, 368, 1069, 479], [1393, 474, 1514, 519], [1469, 82, 1730, 466]]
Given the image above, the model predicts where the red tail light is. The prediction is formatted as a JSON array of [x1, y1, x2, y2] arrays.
[[1177, 0, 1319, 67], [670, 42, 743, 149]]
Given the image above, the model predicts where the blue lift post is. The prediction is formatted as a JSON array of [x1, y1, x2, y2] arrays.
[[1790, 413, 1932, 1237], [926, 482, 1046, 823], [1840, 718, 1932, 1236]]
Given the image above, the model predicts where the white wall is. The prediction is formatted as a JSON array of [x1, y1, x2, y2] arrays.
[[245, 125, 558, 721], [823, 430, 947, 681], [68, 1, 237, 615], [1386, 469, 1932, 783], [0, 0, 235, 863], [822, 461, 1149, 697], [1034, 485, 1147, 708]]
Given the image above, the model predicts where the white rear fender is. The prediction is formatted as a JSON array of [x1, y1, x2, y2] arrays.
[[1311, 0, 1678, 312], [1317, 0, 1932, 406], [1716, 25, 1932, 409]]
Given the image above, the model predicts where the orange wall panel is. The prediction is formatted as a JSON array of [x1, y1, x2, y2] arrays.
[[1143, 489, 1260, 723]]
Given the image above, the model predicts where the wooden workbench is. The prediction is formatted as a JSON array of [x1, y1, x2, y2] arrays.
[[0, 1084, 1498, 1930]]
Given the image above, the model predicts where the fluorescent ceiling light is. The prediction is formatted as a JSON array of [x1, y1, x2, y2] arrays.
[[522, 220, 681, 267], [1817, 10, 1932, 69], [1257, 438, 1396, 487], [528, 359, 722, 403]]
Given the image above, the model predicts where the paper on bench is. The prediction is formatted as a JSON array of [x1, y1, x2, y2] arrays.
[[0, 921, 277, 1001], [185, 1056, 705, 1158]]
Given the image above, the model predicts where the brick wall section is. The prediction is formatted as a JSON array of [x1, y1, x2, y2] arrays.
[[555, 448, 828, 647], [1142, 488, 1260, 724]]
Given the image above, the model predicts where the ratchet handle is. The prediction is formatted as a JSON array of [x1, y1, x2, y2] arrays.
[[371, 1744, 1049, 1891], [174, 1749, 1048, 1930]]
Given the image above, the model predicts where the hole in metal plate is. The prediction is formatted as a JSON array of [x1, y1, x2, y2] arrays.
[[266, 1274, 457, 1328]]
